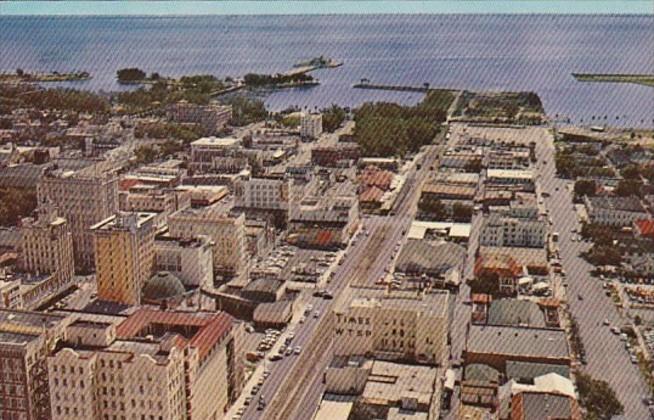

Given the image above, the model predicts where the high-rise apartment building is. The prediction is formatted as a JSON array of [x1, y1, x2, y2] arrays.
[[91, 212, 156, 305], [37, 163, 119, 272], [47, 309, 242, 420], [0, 309, 70, 420]]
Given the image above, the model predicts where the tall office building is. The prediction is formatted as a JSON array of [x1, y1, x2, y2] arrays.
[[37, 163, 119, 272], [91, 212, 156, 305], [20, 204, 75, 291], [0, 309, 70, 420]]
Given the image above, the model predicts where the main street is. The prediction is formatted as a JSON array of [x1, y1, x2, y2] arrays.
[[244, 132, 446, 420], [537, 128, 649, 420]]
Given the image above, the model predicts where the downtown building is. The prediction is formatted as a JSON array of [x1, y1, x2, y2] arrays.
[[17, 204, 75, 309], [189, 137, 262, 174], [332, 289, 450, 366], [168, 207, 247, 282], [91, 212, 156, 305], [300, 112, 322, 140], [479, 214, 547, 248], [0, 309, 71, 420], [37, 162, 119, 272], [47, 309, 244, 420], [166, 100, 232, 136], [154, 234, 214, 289]]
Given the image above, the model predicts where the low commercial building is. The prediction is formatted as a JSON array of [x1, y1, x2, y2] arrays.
[[498, 373, 580, 420], [486, 169, 535, 192], [154, 234, 214, 289], [395, 240, 467, 289], [464, 325, 570, 373], [479, 214, 547, 248], [584, 195, 649, 227], [289, 194, 359, 250], [407, 221, 471, 243], [0, 309, 71, 420], [324, 357, 440, 420], [47, 309, 242, 420], [421, 182, 477, 201], [333, 289, 449, 366]]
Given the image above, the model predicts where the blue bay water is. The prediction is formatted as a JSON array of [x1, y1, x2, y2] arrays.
[[0, 15, 652, 127]]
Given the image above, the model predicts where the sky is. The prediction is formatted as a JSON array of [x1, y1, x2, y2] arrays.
[[0, 1, 651, 16]]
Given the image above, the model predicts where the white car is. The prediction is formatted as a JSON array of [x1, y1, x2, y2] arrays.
[[313, 311, 320, 319], [294, 346, 302, 355]]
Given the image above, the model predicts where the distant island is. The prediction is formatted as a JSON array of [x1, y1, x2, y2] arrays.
[[573, 73, 654, 88], [116, 68, 166, 84], [0, 69, 90, 83], [293, 56, 343, 69]]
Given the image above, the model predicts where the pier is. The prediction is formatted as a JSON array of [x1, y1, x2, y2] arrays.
[[352, 80, 457, 94]]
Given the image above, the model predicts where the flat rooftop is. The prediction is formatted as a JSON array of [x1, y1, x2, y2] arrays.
[[466, 325, 569, 360], [487, 169, 534, 179], [362, 360, 438, 407], [91, 212, 156, 231], [191, 137, 241, 147], [0, 309, 68, 345]]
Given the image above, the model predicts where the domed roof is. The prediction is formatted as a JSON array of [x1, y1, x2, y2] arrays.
[[142, 271, 185, 301]]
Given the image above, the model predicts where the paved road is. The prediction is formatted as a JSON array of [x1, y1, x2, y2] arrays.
[[537, 128, 649, 420], [244, 139, 445, 420]]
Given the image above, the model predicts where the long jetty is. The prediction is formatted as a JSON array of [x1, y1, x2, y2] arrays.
[[353, 82, 431, 93]]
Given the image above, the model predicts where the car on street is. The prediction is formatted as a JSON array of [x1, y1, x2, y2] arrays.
[[268, 354, 282, 362], [577, 294, 583, 301], [323, 292, 333, 300], [603, 319, 610, 326], [294, 346, 301, 355], [285, 347, 293, 356], [313, 310, 320, 318]]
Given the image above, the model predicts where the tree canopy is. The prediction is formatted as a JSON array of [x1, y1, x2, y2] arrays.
[[321, 105, 346, 133], [0, 188, 37, 226], [353, 90, 451, 158], [574, 179, 596, 197], [576, 373, 624, 420], [117, 68, 147, 82]]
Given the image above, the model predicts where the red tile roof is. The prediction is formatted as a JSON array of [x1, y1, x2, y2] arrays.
[[635, 219, 654, 237], [116, 308, 233, 360], [359, 185, 385, 203], [119, 179, 141, 191], [472, 293, 492, 304], [359, 166, 394, 191]]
